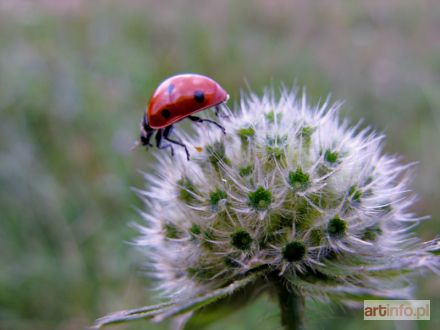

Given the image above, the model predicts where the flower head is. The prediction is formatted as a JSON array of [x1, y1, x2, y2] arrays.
[[126, 89, 440, 326]]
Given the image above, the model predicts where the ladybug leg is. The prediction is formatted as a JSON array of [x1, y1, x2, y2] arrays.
[[155, 128, 175, 157], [163, 125, 191, 161], [140, 130, 154, 148], [140, 115, 154, 148], [188, 115, 226, 134]]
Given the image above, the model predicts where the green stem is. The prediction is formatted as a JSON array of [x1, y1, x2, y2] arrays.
[[275, 281, 305, 330]]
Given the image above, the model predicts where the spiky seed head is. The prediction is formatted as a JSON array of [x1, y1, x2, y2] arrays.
[[135, 89, 440, 309]]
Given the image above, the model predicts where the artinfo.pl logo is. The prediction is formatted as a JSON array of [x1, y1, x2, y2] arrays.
[[364, 300, 430, 320]]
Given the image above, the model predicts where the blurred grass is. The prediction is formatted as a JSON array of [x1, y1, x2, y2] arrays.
[[0, 0, 439, 329]]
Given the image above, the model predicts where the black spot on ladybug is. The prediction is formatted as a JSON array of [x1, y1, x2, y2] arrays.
[[194, 90, 205, 103], [167, 84, 175, 94], [161, 109, 171, 119]]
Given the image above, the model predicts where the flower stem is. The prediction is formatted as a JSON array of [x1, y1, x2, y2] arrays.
[[275, 281, 305, 330]]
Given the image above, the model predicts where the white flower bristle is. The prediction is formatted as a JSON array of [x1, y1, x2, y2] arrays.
[[135, 89, 440, 304]]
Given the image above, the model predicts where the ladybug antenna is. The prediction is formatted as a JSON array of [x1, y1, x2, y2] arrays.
[[215, 102, 232, 119], [222, 102, 233, 116]]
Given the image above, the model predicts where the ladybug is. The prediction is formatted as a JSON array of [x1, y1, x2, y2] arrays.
[[139, 73, 229, 160]]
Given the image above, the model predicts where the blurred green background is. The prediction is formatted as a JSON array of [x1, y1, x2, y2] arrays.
[[1, 0, 439, 329]]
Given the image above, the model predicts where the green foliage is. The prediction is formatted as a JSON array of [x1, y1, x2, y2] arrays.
[[309, 228, 324, 246], [230, 230, 253, 250], [248, 186, 272, 210], [207, 142, 231, 168], [178, 178, 198, 202], [190, 223, 202, 236], [298, 126, 314, 144], [239, 165, 253, 177], [288, 167, 310, 190], [164, 223, 182, 239], [266, 110, 282, 123], [266, 146, 284, 160], [361, 225, 382, 241], [327, 216, 347, 238], [324, 149, 339, 164], [282, 241, 307, 262], [348, 185, 362, 203], [210, 189, 228, 208], [238, 126, 255, 142]]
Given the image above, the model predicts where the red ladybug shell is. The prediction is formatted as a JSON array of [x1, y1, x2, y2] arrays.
[[146, 74, 229, 129]]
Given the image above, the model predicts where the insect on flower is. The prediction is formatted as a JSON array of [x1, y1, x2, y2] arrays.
[[94, 88, 440, 330], [138, 73, 230, 160]]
